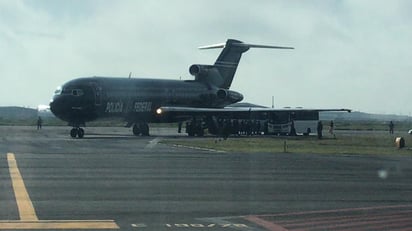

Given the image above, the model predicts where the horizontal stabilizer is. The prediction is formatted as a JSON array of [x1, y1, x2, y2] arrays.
[[199, 41, 294, 50], [198, 43, 226, 49], [240, 43, 294, 49]]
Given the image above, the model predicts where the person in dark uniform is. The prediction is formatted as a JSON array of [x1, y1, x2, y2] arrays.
[[246, 120, 252, 136], [389, 121, 394, 134], [329, 120, 334, 135], [329, 120, 336, 138], [178, 121, 182, 133], [317, 121, 323, 139], [289, 120, 297, 136], [240, 120, 245, 135], [256, 120, 261, 135], [223, 119, 231, 140], [233, 119, 240, 136], [37, 116, 43, 130]]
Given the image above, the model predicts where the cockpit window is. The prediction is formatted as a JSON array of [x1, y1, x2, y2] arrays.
[[72, 89, 84, 96], [54, 86, 62, 95]]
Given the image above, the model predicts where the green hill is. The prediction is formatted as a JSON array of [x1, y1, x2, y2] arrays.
[[0, 107, 37, 119]]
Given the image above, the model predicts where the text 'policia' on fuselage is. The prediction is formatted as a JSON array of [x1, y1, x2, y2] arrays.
[[50, 39, 294, 138]]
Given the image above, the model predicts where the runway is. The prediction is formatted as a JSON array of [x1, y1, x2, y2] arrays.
[[1, 126, 412, 230]]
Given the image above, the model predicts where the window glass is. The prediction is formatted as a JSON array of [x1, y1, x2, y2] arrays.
[[72, 89, 83, 96]]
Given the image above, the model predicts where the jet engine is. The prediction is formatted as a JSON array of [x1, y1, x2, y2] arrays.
[[189, 64, 214, 76], [216, 89, 227, 99], [198, 88, 243, 107], [216, 89, 243, 104], [189, 64, 224, 87]]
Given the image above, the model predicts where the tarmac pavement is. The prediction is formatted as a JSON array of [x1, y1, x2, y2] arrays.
[[1, 126, 412, 230]]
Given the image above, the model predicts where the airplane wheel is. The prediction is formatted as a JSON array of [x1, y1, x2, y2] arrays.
[[70, 128, 78, 138], [140, 123, 149, 136], [133, 124, 141, 136], [196, 127, 204, 137], [78, 128, 85, 138], [186, 123, 196, 137]]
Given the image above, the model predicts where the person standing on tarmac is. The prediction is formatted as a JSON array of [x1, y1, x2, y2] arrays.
[[37, 116, 43, 130], [233, 120, 240, 136], [329, 120, 336, 139], [289, 120, 297, 136], [317, 121, 323, 139], [329, 121, 334, 134], [389, 121, 394, 134]]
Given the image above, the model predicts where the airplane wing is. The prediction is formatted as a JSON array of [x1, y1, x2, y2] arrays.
[[157, 106, 351, 113], [154, 106, 351, 136], [155, 106, 351, 119]]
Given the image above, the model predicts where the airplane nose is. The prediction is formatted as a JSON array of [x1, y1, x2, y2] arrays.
[[49, 97, 63, 118], [49, 100, 57, 116]]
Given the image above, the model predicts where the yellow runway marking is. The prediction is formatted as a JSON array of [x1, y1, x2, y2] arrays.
[[0, 220, 119, 229], [2, 153, 119, 229], [7, 153, 38, 221]]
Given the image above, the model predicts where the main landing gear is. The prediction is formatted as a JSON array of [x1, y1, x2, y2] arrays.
[[70, 127, 85, 138], [186, 120, 204, 137], [132, 123, 150, 136]]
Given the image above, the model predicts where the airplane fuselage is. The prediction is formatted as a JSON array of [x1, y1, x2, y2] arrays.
[[50, 77, 243, 126], [49, 39, 295, 138]]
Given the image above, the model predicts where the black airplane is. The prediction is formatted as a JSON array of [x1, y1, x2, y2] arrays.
[[50, 39, 348, 138]]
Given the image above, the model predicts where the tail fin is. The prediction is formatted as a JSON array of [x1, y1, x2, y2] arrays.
[[195, 39, 293, 89]]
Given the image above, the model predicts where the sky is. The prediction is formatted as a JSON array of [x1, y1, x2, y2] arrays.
[[0, 0, 411, 115]]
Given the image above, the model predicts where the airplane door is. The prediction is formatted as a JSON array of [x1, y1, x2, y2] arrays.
[[91, 83, 102, 106]]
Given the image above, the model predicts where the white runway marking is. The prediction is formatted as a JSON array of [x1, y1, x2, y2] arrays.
[[145, 137, 162, 149]]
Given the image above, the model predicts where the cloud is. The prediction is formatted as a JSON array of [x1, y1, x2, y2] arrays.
[[0, 0, 411, 114]]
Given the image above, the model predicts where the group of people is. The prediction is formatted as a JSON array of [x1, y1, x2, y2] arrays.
[[216, 118, 340, 139], [317, 120, 335, 139], [35, 115, 398, 136], [317, 120, 396, 139], [218, 119, 264, 138]]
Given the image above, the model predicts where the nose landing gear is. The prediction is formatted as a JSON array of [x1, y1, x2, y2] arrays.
[[70, 127, 85, 138]]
